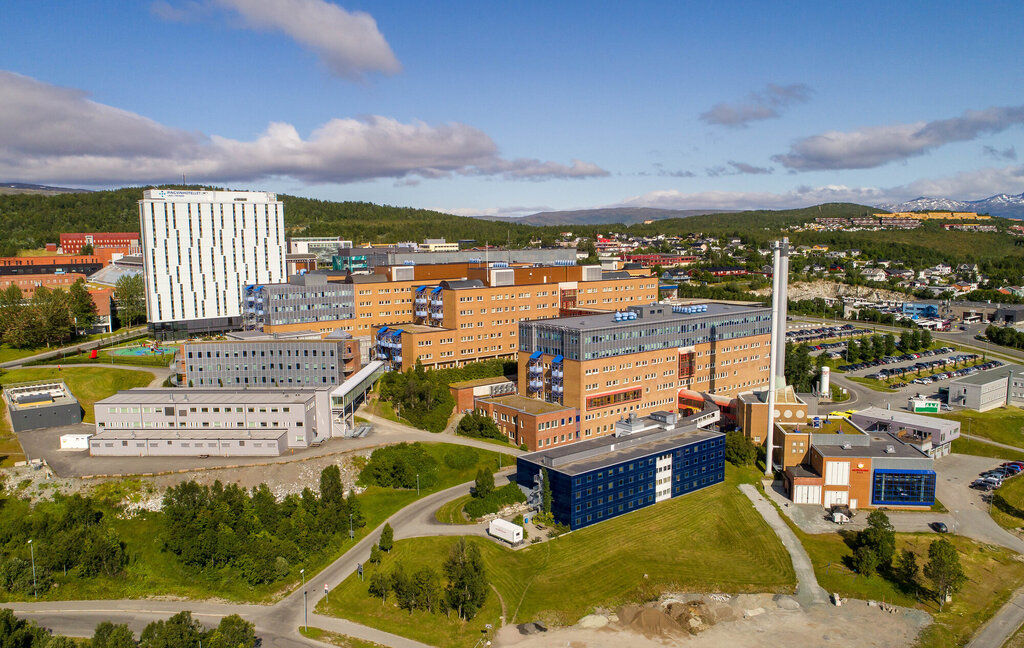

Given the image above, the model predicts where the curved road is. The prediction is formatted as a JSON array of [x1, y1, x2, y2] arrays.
[[8, 471, 512, 647]]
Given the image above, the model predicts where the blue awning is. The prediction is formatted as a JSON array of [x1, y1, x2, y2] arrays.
[[378, 326, 389, 335], [431, 286, 442, 293], [552, 355, 564, 363], [394, 328, 404, 336], [529, 351, 542, 360]]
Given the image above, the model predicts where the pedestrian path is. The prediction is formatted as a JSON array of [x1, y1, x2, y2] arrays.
[[739, 483, 828, 607]]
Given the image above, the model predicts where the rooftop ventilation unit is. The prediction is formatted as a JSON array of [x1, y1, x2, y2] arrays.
[[885, 445, 896, 454]]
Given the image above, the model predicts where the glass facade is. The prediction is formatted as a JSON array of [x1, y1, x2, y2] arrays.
[[871, 469, 936, 506], [517, 434, 725, 530]]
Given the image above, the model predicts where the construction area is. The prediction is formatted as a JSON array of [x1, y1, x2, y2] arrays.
[[495, 592, 930, 648]]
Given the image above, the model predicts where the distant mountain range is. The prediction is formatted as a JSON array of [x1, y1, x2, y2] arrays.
[[0, 182, 91, 196], [877, 192, 1024, 219], [479, 207, 736, 226]]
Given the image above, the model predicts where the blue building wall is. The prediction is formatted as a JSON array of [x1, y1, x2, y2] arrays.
[[902, 303, 939, 318], [516, 434, 725, 530], [871, 468, 936, 507]]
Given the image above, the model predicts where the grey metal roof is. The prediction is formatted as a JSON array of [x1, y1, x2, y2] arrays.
[[99, 388, 318, 405], [851, 406, 961, 431], [814, 434, 928, 460], [520, 423, 721, 476], [440, 279, 485, 289], [948, 364, 1024, 386], [92, 429, 286, 441], [536, 302, 769, 332]]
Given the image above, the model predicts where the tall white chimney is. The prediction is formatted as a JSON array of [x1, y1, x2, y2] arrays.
[[766, 241, 781, 476]]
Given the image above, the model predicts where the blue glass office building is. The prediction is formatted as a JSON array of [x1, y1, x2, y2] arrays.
[[516, 409, 724, 530]]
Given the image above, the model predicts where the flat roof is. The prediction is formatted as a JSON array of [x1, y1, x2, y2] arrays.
[[91, 429, 286, 441], [99, 388, 317, 405], [529, 302, 769, 332], [450, 376, 514, 389], [949, 364, 1024, 386], [852, 406, 960, 430], [520, 421, 720, 476], [478, 394, 573, 415], [814, 434, 928, 460], [3, 381, 78, 409]]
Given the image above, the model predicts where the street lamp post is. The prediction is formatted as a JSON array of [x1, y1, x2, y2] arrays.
[[349, 513, 354, 540], [27, 539, 36, 598], [416, 473, 420, 497], [300, 568, 307, 631]]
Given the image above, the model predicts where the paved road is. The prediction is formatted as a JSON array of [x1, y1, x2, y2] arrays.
[[967, 586, 1024, 648], [0, 327, 149, 369], [934, 454, 1024, 553], [9, 475, 495, 647], [739, 483, 828, 607]]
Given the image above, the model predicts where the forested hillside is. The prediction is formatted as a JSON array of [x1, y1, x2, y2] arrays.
[[0, 186, 552, 256]]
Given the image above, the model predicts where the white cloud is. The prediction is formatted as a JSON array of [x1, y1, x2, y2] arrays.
[[153, 0, 401, 80], [439, 205, 553, 219], [0, 71, 607, 186], [700, 83, 812, 128], [774, 105, 1024, 171], [614, 164, 1024, 211]]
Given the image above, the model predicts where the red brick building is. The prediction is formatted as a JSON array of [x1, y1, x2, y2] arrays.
[[60, 232, 140, 255]]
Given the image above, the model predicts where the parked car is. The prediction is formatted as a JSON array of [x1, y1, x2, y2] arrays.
[[931, 522, 948, 533]]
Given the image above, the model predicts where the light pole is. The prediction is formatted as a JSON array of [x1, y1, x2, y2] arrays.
[[416, 473, 420, 497], [349, 513, 354, 540], [300, 568, 307, 631], [27, 539, 36, 598]]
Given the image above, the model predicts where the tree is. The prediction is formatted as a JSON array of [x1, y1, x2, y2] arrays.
[[846, 338, 860, 363], [368, 544, 382, 565], [474, 468, 495, 498], [725, 431, 757, 466], [541, 468, 552, 515], [207, 614, 255, 648], [391, 562, 414, 612], [379, 523, 394, 553], [883, 334, 897, 356], [924, 539, 967, 610], [411, 566, 444, 613], [114, 273, 145, 328], [858, 509, 896, 568], [139, 611, 205, 648], [80, 243, 94, 255], [92, 621, 138, 648], [895, 549, 919, 594], [68, 280, 97, 333], [920, 328, 933, 349], [368, 569, 390, 602], [852, 545, 880, 577], [443, 539, 488, 620]]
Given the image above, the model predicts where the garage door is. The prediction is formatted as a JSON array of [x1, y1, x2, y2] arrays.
[[824, 490, 849, 507], [794, 485, 821, 504]]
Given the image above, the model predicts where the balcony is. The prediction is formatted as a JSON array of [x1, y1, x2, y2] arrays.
[[551, 369, 563, 379], [415, 310, 428, 318], [528, 365, 543, 376], [430, 300, 443, 307], [414, 296, 427, 304], [393, 355, 402, 363], [528, 379, 543, 391]]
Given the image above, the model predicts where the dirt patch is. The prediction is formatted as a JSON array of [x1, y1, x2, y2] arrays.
[[496, 593, 932, 648]]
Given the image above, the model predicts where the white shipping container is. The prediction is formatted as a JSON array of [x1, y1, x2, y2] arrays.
[[60, 433, 92, 450], [488, 519, 523, 545]]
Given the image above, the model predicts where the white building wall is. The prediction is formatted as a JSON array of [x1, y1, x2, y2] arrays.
[[140, 190, 285, 324]]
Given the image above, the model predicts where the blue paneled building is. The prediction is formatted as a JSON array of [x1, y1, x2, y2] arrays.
[[516, 404, 724, 530]]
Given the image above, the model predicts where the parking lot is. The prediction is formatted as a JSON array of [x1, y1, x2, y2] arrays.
[[786, 323, 872, 345], [832, 346, 1005, 401]]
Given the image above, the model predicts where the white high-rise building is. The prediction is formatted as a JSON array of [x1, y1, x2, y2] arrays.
[[139, 190, 286, 337]]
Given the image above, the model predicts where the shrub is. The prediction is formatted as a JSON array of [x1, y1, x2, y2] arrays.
[[442, 445, 479, 470], [456, 412, 507, 442], [358, 443, 439, 489], [725, 431, 757, 466], [464, 483, 526, 519]]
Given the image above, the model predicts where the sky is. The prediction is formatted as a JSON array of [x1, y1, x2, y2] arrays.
[[2, 0, 1024, 217]]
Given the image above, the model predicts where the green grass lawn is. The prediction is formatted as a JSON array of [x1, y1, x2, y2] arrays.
[[298, 628, 387, 648], [434, 494, 474, 525], [318, 465, 795, 648], [989, 469, 1024, 530], [951, 437, 1024, 462], [788, 520, 1024, 647], [0, 366, 154, 422], [0, 366, 152, 467], [29, 349, 175, 368], [0, 442, 515, 603], [934, 408, 1024, 450]]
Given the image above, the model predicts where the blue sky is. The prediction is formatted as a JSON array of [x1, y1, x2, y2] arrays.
[[2, 1, 1024, 215]]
